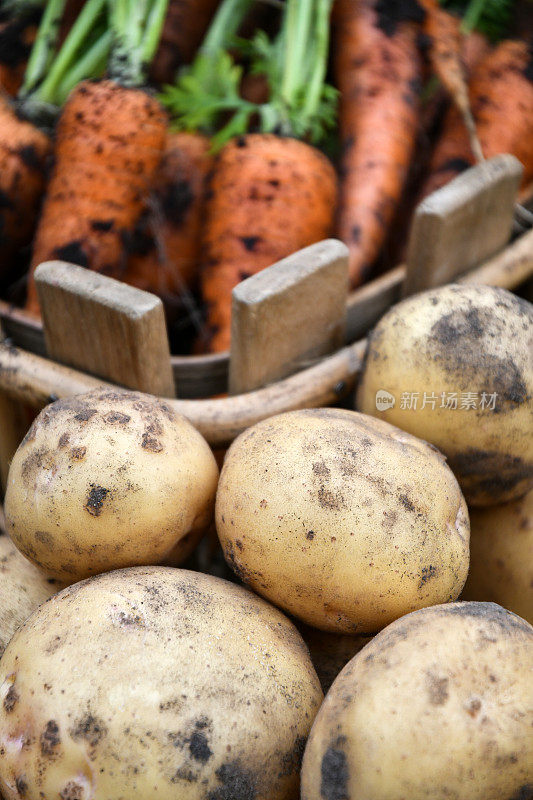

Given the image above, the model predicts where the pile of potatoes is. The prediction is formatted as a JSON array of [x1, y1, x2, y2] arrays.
[[0, 284, 532, 800]]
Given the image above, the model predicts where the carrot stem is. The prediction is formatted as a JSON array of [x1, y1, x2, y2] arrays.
[[200, 0, 255, 55], [280, 0, 314, 108], [55, 29, 112, 104], [301, 0, 332, 126], [108, 0, 170, 87], [35, 0, 107, 104], [460, 0, 489, 33], [19, 0, 66, 96]]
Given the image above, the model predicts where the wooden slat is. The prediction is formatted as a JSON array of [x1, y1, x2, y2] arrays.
[[229, 240, 349, 394], [35, 261, 176, 397], [403, 154, 523, 296]]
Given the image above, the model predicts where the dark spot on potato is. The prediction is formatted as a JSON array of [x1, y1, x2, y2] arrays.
[[399, 494, 415, 512], [74, 409, 97, 422], [15, 776, 27, 796], [188, 730, 212, 763], [449, 449, 533, 499], [465, 697, 482, 717], [35, 530, 54, 549], [59, 781, 84, 800], [418, 565, 437, 588], [21, 446, 47, 480], [321, 743, 349, 800], [235, 540, 244, 551], [71, 714, 107, 749], [141, 433, 163, 452], [104, 412, 131, 425], [46, 635, 62, 654], [58, 433, 70, 448], [70, 447, 87, 460], [306, 531, 315, 540], [509, 786, 533, 800], [40, 720, 60, 756], [3, 684, 19, 713], [85, 485, 109, 516], [317, 486, 345, 511], [279, 735, 307, 777], [207, 762, 257, 800], [442, 602, 532, 635], [426, 671, 449, 705], [313, 461, 331, 479]]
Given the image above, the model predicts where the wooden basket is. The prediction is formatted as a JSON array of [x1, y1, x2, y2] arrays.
[[0, 154, 532, 488]]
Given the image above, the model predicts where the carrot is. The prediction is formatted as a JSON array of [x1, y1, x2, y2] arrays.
[[0, 92, 50, 283], [418, 0, 482, 160], [335, 0, 424, 287], [25, 80, 167, 314], [161, 0, 339, 352], [200, 133, 338, 352], [124, 131, 213, 301], [150, 0, 220, 84], [25, 0, 170, 316], [421, 39, 533, 199]]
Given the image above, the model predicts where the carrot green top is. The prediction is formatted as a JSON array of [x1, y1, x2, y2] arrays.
[[160, 0, 338, 150], [16, 0, 168, 126]]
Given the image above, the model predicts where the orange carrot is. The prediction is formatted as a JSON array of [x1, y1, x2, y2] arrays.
[[335, 0, 424, 287], [418, 0, 482, 160], [25, 80, 167, 315], [125, 131, 213, 301], [150, 0, 221, 84], [0, 92, 50, 283], [200, 133, 338, 353], [421, 39, 533, 199]]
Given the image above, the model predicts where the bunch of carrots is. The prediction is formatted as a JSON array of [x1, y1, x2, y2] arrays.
[[0, 0, 532, 356]]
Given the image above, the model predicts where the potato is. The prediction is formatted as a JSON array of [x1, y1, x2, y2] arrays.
[[301, 601, 533, 800], [216, 408, 469, 633], [0, 567, 322, 800], [0, 534, 63, 657], [462, 489, 533, 623], [356, 284, 533, 506], [4, 389, 219, 582]]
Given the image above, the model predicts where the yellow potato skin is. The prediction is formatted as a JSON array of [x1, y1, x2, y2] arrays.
[[0, 567, 323, 800], [462, 489, 533, 623], [356, 285, 533, 506], [0, 535, 64, 657], [216, 408, 469, 633], [301, 602, 533, 800], [4, 389, 219, 582]]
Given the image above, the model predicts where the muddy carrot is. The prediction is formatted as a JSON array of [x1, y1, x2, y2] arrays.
[[335, 0, 424, 287], [0, 92, 50, 282], [420, 39, 533, 199], [25, 0, 169, 315], [125, 131, 213, 300], [200, 133, 337, 352], [418, 0, 482, 160]]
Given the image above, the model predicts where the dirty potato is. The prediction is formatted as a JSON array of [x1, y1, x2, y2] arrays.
[[356, 284, 533, 506], [462, 489, 533, 623], [0, 567, 322, 800], [301, 601, 533, 800], [0, 534, 63, 657], [4, 390, 219, 581], [216, 408, 469, 633]]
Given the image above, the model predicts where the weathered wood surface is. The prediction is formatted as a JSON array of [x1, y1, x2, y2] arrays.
[[403, 154, 523, 296], [229, 240, 349, 394], [35, 261, 176, 397]]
